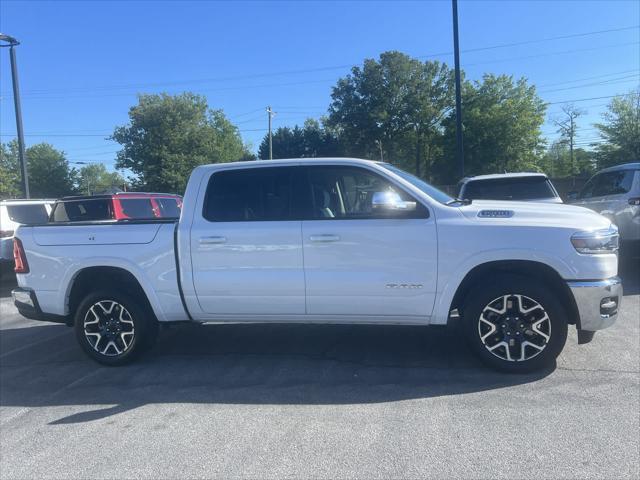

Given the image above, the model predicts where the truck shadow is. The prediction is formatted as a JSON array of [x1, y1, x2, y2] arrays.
[[1, 322, 552, 425], [2, 255, 638, 425]]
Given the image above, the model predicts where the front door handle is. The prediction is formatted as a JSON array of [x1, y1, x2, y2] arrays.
[[309, 234, 340, 243], [199, 236, 227, 245]]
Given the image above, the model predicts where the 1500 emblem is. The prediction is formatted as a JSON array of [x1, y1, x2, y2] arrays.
[[386, 283, 423, 289], [478, 210, 514, 218]]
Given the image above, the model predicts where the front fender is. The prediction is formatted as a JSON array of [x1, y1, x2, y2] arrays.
[[431, 248, 573, 325]]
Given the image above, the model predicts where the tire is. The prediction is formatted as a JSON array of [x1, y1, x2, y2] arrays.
[[461, 274, 568, 373], [74, 289, 158, 366]]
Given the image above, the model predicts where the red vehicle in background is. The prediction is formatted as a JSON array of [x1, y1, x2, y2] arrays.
[[50, 193, 182, 222]]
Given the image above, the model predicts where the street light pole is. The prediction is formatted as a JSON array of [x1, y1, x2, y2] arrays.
[[1, 34, 29, 198], [266, 106, 274, 160], [451, 0, 464, 180]]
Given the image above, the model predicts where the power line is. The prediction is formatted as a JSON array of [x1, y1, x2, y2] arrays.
[[227, 107, 268, 119], [464, 41, 639, 67], [537, 69, 639, 87], [0, 133, 110, 137], [9, 78, 338, 101], [421, 25, 639, 58], [539, 75, 639, 93], [545, 94, 632, 105], [6, 24, 639, 98]]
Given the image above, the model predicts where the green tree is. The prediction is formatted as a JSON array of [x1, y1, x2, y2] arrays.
[[77, 164, 126, 195], [594, 88, 640, 169], [258, 118, 342, 159], [25, 143, 78, 198], [539, 141, 595, 178], [0, 140, 21, 199], [327, 51, 455, 176], [437, 75, 547, 183], [112, 93, 253, 193], [2, 140, 77, 198]]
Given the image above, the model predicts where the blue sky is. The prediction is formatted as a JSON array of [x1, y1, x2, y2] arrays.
[[1, 0, 638, 172]]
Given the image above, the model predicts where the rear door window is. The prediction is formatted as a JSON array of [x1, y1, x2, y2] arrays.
[[462, 177, 557, 201], [119, 198, 156, 219], [6, 204, 49, 224], [51, 199, 113, 222], [203, 167, 295, 222], [156, 198, 181, 218]]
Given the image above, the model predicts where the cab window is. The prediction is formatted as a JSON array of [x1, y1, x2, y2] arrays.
[[203, 167, 295, 222], [303, 166, 428, 220]]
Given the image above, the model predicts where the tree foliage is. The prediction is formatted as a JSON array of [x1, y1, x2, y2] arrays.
[[112, 93, 254, 193], [0, 141, 22, 199], [594, 88, 640, 169], [539, 141, 595, 178], [327, 51, 455, 175], [437, 75, 547, 182], [258, 119, 341, 159], [77, 164, 126, 195], [0, 140, 76, 198]]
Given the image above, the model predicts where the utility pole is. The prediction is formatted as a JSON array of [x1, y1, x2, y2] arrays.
[[1, 34, 30, 198], [555, 104, 582, 187], [375, 140, 384, 162], [451, 0, 464, 180], [266, 106, 275, 160], [413, 124, 421, 177]]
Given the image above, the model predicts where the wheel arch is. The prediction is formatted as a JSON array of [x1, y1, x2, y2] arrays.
[[449, 260, 579, 325], [66, 266, 157, 325]]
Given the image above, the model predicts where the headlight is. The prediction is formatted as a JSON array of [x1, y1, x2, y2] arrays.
[[571, 225, 619, 254]]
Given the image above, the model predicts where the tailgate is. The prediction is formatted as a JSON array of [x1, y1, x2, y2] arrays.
[[33, 223, 163, 246]]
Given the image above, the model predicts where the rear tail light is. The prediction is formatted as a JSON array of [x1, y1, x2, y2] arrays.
[[13, 238, 29, 274], [0, 230, 14, 238]]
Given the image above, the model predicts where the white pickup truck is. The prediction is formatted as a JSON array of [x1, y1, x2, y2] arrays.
[[12, 158, 622, 372]]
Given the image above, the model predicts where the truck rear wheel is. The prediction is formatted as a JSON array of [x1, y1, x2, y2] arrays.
[[462, 274, 568, 373], [74, 290, 158, 366]]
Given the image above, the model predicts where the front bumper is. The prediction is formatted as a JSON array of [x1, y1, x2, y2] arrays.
[[567, 277, 622, 332], [12, 287, 70, 324]]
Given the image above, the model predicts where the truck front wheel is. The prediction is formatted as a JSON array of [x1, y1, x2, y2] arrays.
[[462, 275, 568, 373], [74, 290, 158, 366]]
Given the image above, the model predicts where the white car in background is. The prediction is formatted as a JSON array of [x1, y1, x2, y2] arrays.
[[457, 173, 562, 203], [1, 199, 54, 274], [569, 163, 640, 249]]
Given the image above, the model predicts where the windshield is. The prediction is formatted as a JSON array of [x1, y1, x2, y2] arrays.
[[380, 164, 453, 204], [6, 204, 50, 224], [51, 198, 113, 222], [461, 176, 558, 201]]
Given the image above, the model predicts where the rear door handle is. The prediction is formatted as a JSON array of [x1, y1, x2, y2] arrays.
[[199, 236, 227, 244], [309, 234, 340, 243]]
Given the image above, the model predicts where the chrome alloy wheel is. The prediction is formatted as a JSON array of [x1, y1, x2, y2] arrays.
[[477, 294, 551, 362], [83, 300, 135, 356]]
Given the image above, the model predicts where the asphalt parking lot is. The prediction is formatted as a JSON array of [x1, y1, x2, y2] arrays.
[[1, 260, 638, 479]]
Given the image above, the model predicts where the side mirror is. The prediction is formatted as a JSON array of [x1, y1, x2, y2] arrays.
[[566, 191, 579, 201], [371, 191, 417, 212]]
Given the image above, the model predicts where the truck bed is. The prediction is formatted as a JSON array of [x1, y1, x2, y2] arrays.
[[15, 221, 187, 322]]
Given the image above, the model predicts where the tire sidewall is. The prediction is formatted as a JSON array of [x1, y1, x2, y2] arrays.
[[462, 275, 568, 373], [74, 290, 154, 366]]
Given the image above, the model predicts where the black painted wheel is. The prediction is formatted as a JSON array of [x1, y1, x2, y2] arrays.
[[462, 275, 568, 373], [74, 290, 157, 366]]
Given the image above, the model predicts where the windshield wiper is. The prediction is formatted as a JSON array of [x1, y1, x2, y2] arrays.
[[446, 197, 472, 206]]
